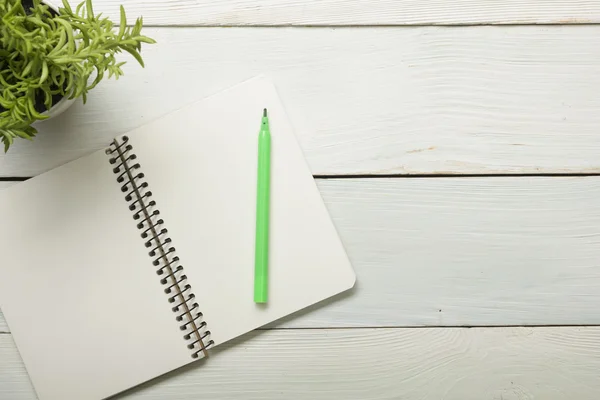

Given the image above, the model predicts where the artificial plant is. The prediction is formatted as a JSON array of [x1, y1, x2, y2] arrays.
[[0, 0, 155, 151]]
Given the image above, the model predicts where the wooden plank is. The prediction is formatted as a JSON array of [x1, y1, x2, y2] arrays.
[[2, 27, 600, 177], [49, 0, 600, 26], [2, 327, 600, 399], [0, 183, 18, 333], [2, 177, 600, 331]]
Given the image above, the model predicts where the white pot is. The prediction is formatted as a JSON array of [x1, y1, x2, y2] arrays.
[[40, 0, 76, 120], [42, 95, 76, 119]]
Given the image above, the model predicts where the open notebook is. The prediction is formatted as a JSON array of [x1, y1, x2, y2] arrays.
[[0, 77, 356, 400]]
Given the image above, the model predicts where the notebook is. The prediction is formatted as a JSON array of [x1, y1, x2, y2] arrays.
[[0, 76, 356, 400]]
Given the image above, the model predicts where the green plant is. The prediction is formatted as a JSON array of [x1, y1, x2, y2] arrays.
[[0, 0, 155, 151]]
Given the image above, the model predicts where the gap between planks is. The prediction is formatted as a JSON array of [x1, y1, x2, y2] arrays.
[[4, 324, 600, 335], [6, 173, 600, 182], [121, 23, 600, 28]]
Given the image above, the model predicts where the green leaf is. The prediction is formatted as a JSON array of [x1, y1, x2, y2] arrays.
[[118, 5, 126, 39], [132, 17, 142, 36], [85, 0, 93, 18], [121, 46, 144, 67], [61, 0, 73, 13], [13, 129, 33, 140], [75, 1, 84, 16], [27, 16, 51, 29], [53, 18, 75, 52], [39, 60, 48, 84], [134, 36, 156, 45], [43, 88, 52, 109], [20, 60, 34, 77], [27, 96, 47, 120], [1, 130, 14, 152], [48, 28, 67, 56]]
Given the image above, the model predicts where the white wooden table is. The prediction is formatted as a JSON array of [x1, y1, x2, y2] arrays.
[[3, 1, 600, 398]]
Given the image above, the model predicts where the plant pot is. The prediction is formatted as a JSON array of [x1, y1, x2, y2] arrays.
[[42, 94, 76, 119]]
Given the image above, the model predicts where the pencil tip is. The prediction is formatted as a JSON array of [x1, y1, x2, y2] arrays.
[[263, 108, 267, 117]]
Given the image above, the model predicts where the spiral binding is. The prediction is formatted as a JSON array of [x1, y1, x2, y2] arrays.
[[106, 136, 214, 359]]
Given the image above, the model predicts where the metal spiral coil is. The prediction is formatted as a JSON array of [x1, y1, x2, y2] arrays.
[[106, 136, 214, 359]]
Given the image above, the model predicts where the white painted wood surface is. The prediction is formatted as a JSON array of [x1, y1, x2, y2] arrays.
[[3, 177, 600, 332], [60, 0, 600, 26], [3, 327, 600, 400], [3, 27, 600, 177], [3, 0, 600, 395]]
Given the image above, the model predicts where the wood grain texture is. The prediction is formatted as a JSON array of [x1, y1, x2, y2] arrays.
[[2, 177, 600, 332], [3, 27, 600, 177], [2, 327, 600, 399], [50, 0, 600, 26]]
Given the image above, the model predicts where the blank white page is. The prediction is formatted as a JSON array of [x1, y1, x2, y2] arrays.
[[0, 151, 193, 400], [125, 76, 356, 346]]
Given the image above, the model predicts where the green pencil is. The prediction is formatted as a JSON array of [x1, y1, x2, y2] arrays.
[[254, 108, 271, 303]]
